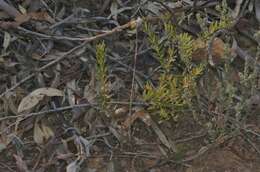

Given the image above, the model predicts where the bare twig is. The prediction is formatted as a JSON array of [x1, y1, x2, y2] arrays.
[[0, 101, 147, 136], [152, 0, 219, 14], [17, 26, 109, 41], [0, 161, 16, 172], [0, 101, 147, 121], [129, 18, 142, 116], [39, 0, 55, 18], [49, 14, 74, 29], [175, 131, 207, 144], [148, 134, 233, 170], [243, 135, 260, 156]]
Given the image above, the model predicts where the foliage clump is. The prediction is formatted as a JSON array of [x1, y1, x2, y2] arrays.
[[197, 0, 233, 40], [143, 1, 233, 120], [95, 42, 110, 111], [143, 21, 204, 120]]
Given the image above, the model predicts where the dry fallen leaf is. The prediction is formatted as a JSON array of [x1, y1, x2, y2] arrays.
[[66, 160, 81, 172], [3, 31, 11, 50], [33, 119, 54, 144], [0, 142, 6, 153], [0, 20, 20, 29], [232, 0, 243, 18], [192, 38, 226, 64], [113, 106, 128, 118], [13, 154, 29, 172], [125, 109, 175, 151], [29, 11, 55, 23], [0, 0, 20, 18], [123, 109, 152, 129], [84, 69, 97, 104], [18, 87, 63, 113], [66, 80, 77, 106], [255, 0, 260, 23], [15, 11, 55, 24]]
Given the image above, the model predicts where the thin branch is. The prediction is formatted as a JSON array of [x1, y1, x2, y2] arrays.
[[129, 18, 142, 116], [0, 101, 147, 121]]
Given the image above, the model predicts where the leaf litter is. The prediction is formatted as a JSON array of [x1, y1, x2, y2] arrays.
[[0, 0, 260, 172]]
